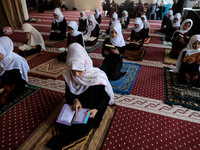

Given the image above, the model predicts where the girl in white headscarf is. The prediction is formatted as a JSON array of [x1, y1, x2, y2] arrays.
[[67, 21, 85, 48], [49, 7, 67, 40], [94, 8, 102, 24], [106, 12, 120, 34], [85, 15, 100, 46], [56, 43, 113, 146], [170, 19, 193, 58], [141, 15, 150, 38], [165, 12, 181, 41], [101, 22, 126, 80], [160, 9, 174, 33], [22, 23, 45, 56], [171, 35, 200, 85], [78, 11, 88, 32], [121, 10, 130, 29], [0, 36, 30, 105]]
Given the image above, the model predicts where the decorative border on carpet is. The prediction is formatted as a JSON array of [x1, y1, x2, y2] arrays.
[[86, 41, 103, 53], [29, 58, 66, 79], [110, 62, 140, 94], [164, 49, 177, 65], [164, 68, 200, 111], [0, 84, 40, 115]]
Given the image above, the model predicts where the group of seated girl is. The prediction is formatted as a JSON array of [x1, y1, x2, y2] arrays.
[[0, 36, 30, 105]]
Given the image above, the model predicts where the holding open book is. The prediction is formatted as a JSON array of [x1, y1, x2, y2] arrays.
[[18, 44, 32, 51], [56, 104, 90, 126], [183, 52, 200, 64], [83, 35, 97, 41]]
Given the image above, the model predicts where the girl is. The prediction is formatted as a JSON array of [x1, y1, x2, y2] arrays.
[[0, 36, 30, 105], [101, 22, 126, 80], [49, 8, 67, 40], [127, 17, 145, 50], [106, 12, 120, 34], [165, 13, 181, 41], [160, 9, 174, 33], [21, 23, 46, 56], [121, 10, 130, 29], [141, 15, 150, 38], [171, 35, 200, 85], [67, 21, 85, 48], [85, 15, 100, 46], [170, 19, 193, 59], [52, 43, 114, 148], [94, 8, 102, 25], [78, 11, 87, 32]]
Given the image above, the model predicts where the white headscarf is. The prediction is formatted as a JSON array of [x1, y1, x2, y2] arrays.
[[175, 19, 193, 35], [53, 8, 64, 25], [111, 12, 120, 24], [172, 35, 200, 73], [94, 8, 100, 19], [141, 15, 150, 29], [80, 11, 87, 20], [22, 23, 46, 50], [132, 17, 144, 32], [67, 21, 85, 48], [86, 15, 99, 37], [109, 22, 126, 47], [62, 43, 114, 105], [0, 36, 30, 82], [172, 13, 181, 28], [121, 10, 128, 24], [152, 0, 157, 4], [166, 10, 174, 21]]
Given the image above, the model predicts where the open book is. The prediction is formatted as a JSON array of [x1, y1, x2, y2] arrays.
[[84, 35, 97, 41], [127, 37, 142, 45], [183, 52, 200, 64], [56, 104, 90, 126], [18, 44, 32, 51]]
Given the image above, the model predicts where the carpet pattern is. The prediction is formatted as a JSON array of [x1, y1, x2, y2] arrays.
[[110, 62, 140, 94], [162, 37, 172, 46], [164, 68, 200, 111], [44, 38, 67, 47], [164, 49, 177, 65], [29, 105, 116, 150], [0, 84, 40, 115], [29, 58, 66, 79], [86, 41, 103, 53]]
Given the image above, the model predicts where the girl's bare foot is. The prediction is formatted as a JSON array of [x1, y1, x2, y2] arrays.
[[0, 88, 4, 94]]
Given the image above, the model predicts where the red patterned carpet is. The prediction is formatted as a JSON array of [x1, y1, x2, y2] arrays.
[[102, 106, 200, 150], [143, 47, 165, 62]]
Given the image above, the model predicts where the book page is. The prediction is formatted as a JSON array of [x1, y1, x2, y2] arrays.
[[60, 104, 75, 123], [72, 108, 90, 123], [84, 35, 90, 41], [87, 37, 97, 41], [19, 44, 32, 51], [105, 44, 115, 48]]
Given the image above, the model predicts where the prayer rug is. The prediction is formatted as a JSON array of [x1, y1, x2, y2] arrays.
[[98, 34, 109, 40], [0, 84, 40, 115], [29, 58, 66, 79], [162, 37, 172, 46], [44, 38, 67, 47], [164, 68, 200, 111], [110, 62, 140, 94], [164, 49, 177, 65], [124, 46, 147, 61], [25, 105, 116, 150], [86, 41, 103, 53], [25, 52, 44, 61]]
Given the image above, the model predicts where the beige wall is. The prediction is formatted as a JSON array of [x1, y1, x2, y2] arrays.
[[63, 0, 74, 10]]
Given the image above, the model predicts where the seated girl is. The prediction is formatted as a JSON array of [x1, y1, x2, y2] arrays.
[[21, 23, 46, 57], [160, 10, 174, 33], [165, 13, 181, 41], [171, 35, 200, 85], [121, 10, 130, 29], [49, 8, 67, 40], [94, 8, 102, 25], [101, 22, 126, 81], [141, 15, 150, 38], [170, 19, 193, 59], [106, 12, 120, 34], [67, 21, 85, 48], [78, 11, 88, 32], [84, 15, 100, 46], [0, 36, 30, 105], [127, 17, 145, 51], [52, 43, 114, 148]]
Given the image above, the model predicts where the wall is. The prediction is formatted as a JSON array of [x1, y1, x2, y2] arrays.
[[63, 0, 74, 10], [74, 0, 102, 10], [184, 0, 199, 8]]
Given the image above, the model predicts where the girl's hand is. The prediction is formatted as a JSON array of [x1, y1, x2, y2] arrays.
[[55, 30, 61, 33], [86, 109, 98, 118], [73, 99, 82, 115], [32, 46, 37, 49], [110, 48, 119, 55]]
